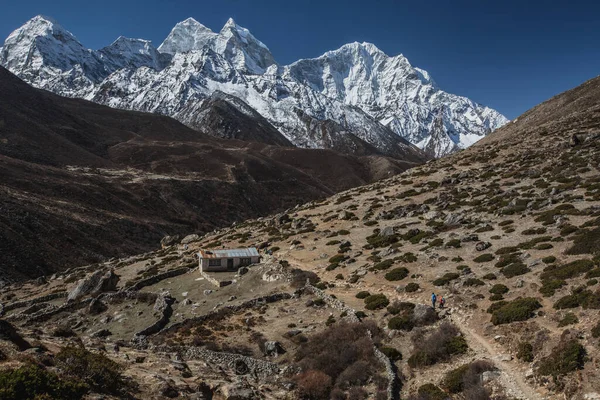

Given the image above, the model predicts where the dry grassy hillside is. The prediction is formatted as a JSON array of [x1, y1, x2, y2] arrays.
[[0, 77, 599, 399]]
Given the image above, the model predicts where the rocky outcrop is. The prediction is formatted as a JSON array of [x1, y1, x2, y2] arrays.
[[67, 269, 119, 302], [161, 235, 182, 248]]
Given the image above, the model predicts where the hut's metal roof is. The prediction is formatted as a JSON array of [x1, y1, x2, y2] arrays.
[[198, 248, 259, 259]]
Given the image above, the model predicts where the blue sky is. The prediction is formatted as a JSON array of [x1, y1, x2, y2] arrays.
[[1, 0, 599, 119]]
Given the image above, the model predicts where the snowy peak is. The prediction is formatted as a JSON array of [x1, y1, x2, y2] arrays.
[[99, 36, 167, 71], [157, 17, 217, 54], [214, 17, 276, 75], [0, 15, 94, 73]]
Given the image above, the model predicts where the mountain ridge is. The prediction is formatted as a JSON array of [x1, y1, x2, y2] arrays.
[[1, 15, 508, 157]]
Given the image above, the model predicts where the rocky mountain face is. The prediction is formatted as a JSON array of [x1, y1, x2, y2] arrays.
[[0, 66, 420, 281], [0, 16, 508, 157]]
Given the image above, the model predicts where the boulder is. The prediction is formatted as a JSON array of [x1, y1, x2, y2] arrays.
[[413, 304, 438, 326], [220, 381, 256, 400], [462, 234, 479, 242], [475, 241, 492, 251], [88, 298, 108, 315], [444, 213, 464, 226], [67, 269, 120, 302], [181, 234, 201, 245], [91, 329, 112, 338], [380, 226, 395, 237], [160, 235, 181, 248], [263, 341, 286, 357]]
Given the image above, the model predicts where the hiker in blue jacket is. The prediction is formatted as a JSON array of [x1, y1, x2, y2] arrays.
[[431, 292, 437, 309]]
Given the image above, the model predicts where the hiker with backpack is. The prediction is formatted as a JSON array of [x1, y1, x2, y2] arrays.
[[439, 296, 446, 309], [431, 292, 437, 309]]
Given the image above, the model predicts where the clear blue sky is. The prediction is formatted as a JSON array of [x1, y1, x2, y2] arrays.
[[1, 0, 599, 119]]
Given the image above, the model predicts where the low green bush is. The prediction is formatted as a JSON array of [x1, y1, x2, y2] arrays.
[[558, 312, 579, 327], [55, 347, 124, 394], [540, 259, 595, 281], [380, 347, 402, 361], [0, 364, 88, 400], [416, 384, 447, 400], [473, 254, 494, 263], [542, 256, 557, 264], [566, 227, 600, 255], [407, 322, 468, 368], [364, 294, 389, 310], [385, 267, 409, 281], [446, 239, 461, 248], [405, 282, 420, 292], [489, 284, 509, 295], [482, 273, 497, 280], [491, 297, 542, 325], [592, 321, 600, 338], [502, 262, 530, 278], [539, 279, 567, 297], [388, 314, 414, 331], [433, 272, 460, 286], [536, 340, 587, 377], [516, 342, 534, 362], [355, 291, 370, 299], [464, 278, 485, 287], [372, 259, 394, 271]]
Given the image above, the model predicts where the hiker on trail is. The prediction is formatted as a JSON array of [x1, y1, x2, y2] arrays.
[[439, 296, 446, 309], [431, 292, 437, 309]]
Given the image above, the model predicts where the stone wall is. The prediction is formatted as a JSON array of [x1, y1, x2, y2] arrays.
[[155, 345, 281, 381], [2, 291, 67, 313], [26, 298, 93, 323], [135, 295, 175, 337]]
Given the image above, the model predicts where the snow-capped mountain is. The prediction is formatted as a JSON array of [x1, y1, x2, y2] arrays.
[[0, 15, 508, 157]]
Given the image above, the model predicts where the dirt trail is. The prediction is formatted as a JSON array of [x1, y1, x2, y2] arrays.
[[460, 322, 544, 400]]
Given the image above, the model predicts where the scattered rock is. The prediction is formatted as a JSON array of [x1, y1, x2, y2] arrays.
[[87, 298, 108, 315], [263, 341, 286, 357], [91, 329, 112, 338], [475, 241, 492, 251], [482, 370, 501, 383], [181, 234, 201, 245], [161, 235, 181, 248], [380, 226, 395, 237]]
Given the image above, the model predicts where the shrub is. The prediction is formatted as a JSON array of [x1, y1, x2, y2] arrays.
[[553, 287, 598, 309], [433, 272, 460, 286], [55, 347, 124, 394], [355, 291, 370, 299], [558, 312, 579, 327], [536, 243, 554, 250], [482, 273, 497, 280], [385, 267, 409, 281], [380, 347, 402, 362], [539, 279, 566, 297], [387, 301, 415, 315], [295, 322, 381, 398], [291, 269, 320, 288], [416, 384, 447, 400], [446, 239, 461, 248], [405, 282, 420, 292], [473, 254, 494, 263], [372, 259, 394, 271], [388, 315, 414, 331], [294, 370, 332, 400], [542, 256, 557, 264], [490, 284, 509, 295], [540, 259, 595, 281], [536, 340, 587, 377], [407, 322, 468, 368], [489, 294, 504, 301], [491, 297, 542, 325], [326, 240, 341, 246], [364, 294, 389, 310], [566, 227, 600, 255], [502, 262, 530, 278], [522, 227, 547, 235], [329, 254, 347, 264], [0, 364, 88, 400], [366, 232, 399, 248], [463, 278, 484, 287], [516, 342, 534, 362]]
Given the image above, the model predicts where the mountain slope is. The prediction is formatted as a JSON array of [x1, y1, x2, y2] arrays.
[[0, 66, 421, 281], [1, 16, 507, 157]]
